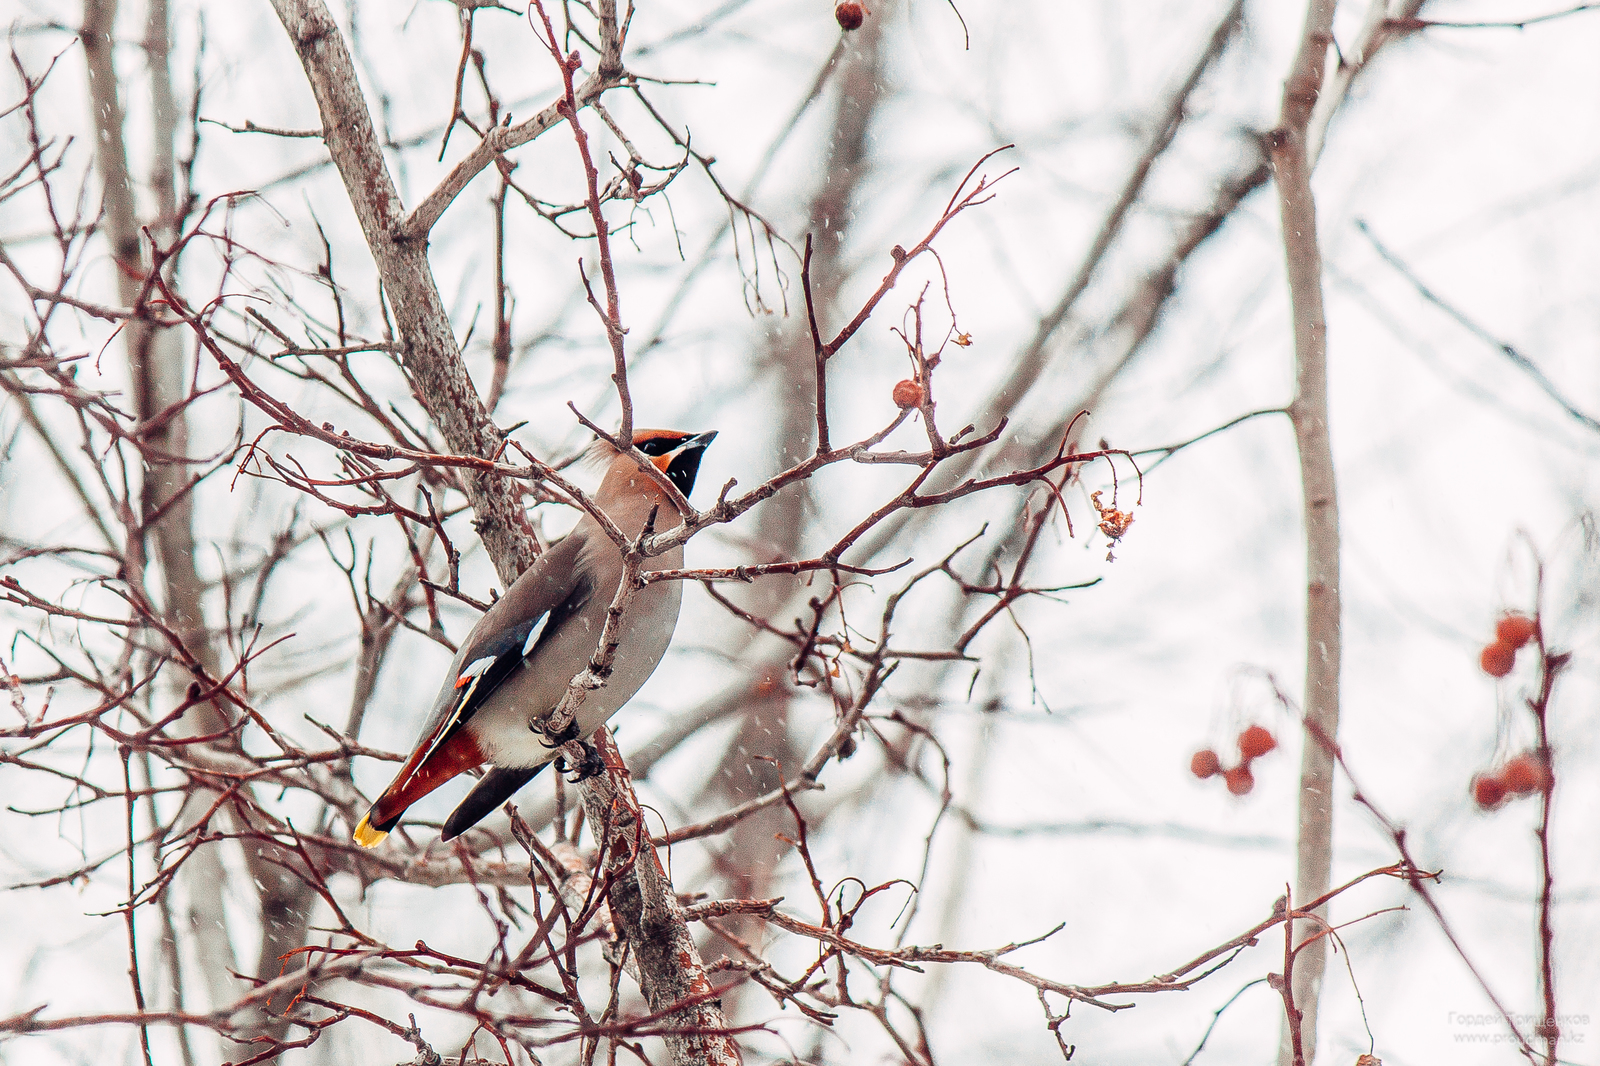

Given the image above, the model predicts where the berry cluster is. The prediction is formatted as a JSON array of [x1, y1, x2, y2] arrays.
[[1470, 608, 1554, 810], [1479, 612, 1538, 678], [1472, 751, 1551, 809], [1191, 725, 1277, 796]]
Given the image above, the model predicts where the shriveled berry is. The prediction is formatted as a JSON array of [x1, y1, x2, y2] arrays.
[[1223, 764, 1254, 796], [892, 379, 925, 409], [1495, 613, 1537, 649], [1190, 749, 1221, 779], [1479, 642, 1515, 678], [835, 1, 866, 30], [1472, 773, 1507, 808], [1238, 724, 1277, 761], [1501, 752, 1550, 795]]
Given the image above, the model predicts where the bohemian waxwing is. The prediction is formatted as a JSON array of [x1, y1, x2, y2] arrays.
[[353, 428, 717, 847]]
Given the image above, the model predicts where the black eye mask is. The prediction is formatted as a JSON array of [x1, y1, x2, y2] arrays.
[[634, 436, 683, 457]]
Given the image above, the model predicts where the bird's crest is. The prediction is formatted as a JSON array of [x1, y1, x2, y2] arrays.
[[581, 429, 693, 473]]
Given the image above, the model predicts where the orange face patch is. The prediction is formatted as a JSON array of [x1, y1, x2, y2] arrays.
[[632, 428, 686, 445]]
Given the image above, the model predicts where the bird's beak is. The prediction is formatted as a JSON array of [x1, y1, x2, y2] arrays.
[[680, 430, 717, 452], [645, 431, 717, 476], [658, 430, 716, 465]]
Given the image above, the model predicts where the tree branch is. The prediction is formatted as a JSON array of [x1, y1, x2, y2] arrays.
[[1269, 3, 1340, 1061], [268, 0, 540, 584]]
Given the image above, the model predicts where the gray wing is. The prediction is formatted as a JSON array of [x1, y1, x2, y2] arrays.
[[410, 532, 595, 760]]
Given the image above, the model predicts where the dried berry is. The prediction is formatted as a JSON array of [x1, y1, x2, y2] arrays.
[[1223, 764, 1254, 796], [1238, 724, 1277, 761], [1495, 613, 1537, 649], [1190, 749, 1221, 779], [1501, 752, 1549, 795], [892, 379, 925, 409], [835, 1, 866, 30], [1479, 641, 1515, 678], [1472, 773, 1507, 809]]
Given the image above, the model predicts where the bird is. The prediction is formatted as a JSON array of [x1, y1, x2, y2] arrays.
[[352, 428, 717, 848]]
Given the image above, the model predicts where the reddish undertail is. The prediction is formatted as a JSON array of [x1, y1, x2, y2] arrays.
[[353, 729, 485, 848]]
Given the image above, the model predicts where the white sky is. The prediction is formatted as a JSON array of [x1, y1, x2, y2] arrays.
[[2, 0, 1598, 1063]]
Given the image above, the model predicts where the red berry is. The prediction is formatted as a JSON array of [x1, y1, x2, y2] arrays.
[[834, 1, 866, 30], [1479, 642, 1515, 678], [892, 379, 925, 409], [1223, 764, 1254, 796], [1190, 749, 1221, 779], [1501, 752, 1549, 795], [1495, 613, 1537, 649], [1472, 773, 1507, 808], [1238, 725, 1277, 761]]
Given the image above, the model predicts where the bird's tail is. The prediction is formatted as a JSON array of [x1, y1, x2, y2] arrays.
[[352, 811, 388, 848], [441, 763, 547, 841]]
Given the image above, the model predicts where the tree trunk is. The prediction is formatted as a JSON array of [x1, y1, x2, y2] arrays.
[[82, 0, 243, 1023], [1270, 3, 1341, 1063]]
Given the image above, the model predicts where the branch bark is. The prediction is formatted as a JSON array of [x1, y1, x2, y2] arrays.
[[269, 0, 539, 585], [1267, 4, 1431, 1061], [1269, 3, 1340, 1063], [577, 730, 742, 1066], [1306, 0, 1429, 168]]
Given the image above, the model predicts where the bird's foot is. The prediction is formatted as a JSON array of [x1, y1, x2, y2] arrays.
[[558, 739, 606, 783], [537, 716, 581, 749], [540, 717, 604, 781]]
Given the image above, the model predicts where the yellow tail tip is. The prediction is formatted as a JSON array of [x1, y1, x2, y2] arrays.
[[353, 813, 388, 848]]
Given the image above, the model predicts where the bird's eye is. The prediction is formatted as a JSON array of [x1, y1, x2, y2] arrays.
[[634, 436, 682, 456]]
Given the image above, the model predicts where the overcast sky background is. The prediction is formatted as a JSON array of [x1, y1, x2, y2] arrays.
[[3, 0, 1599, 1062]]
